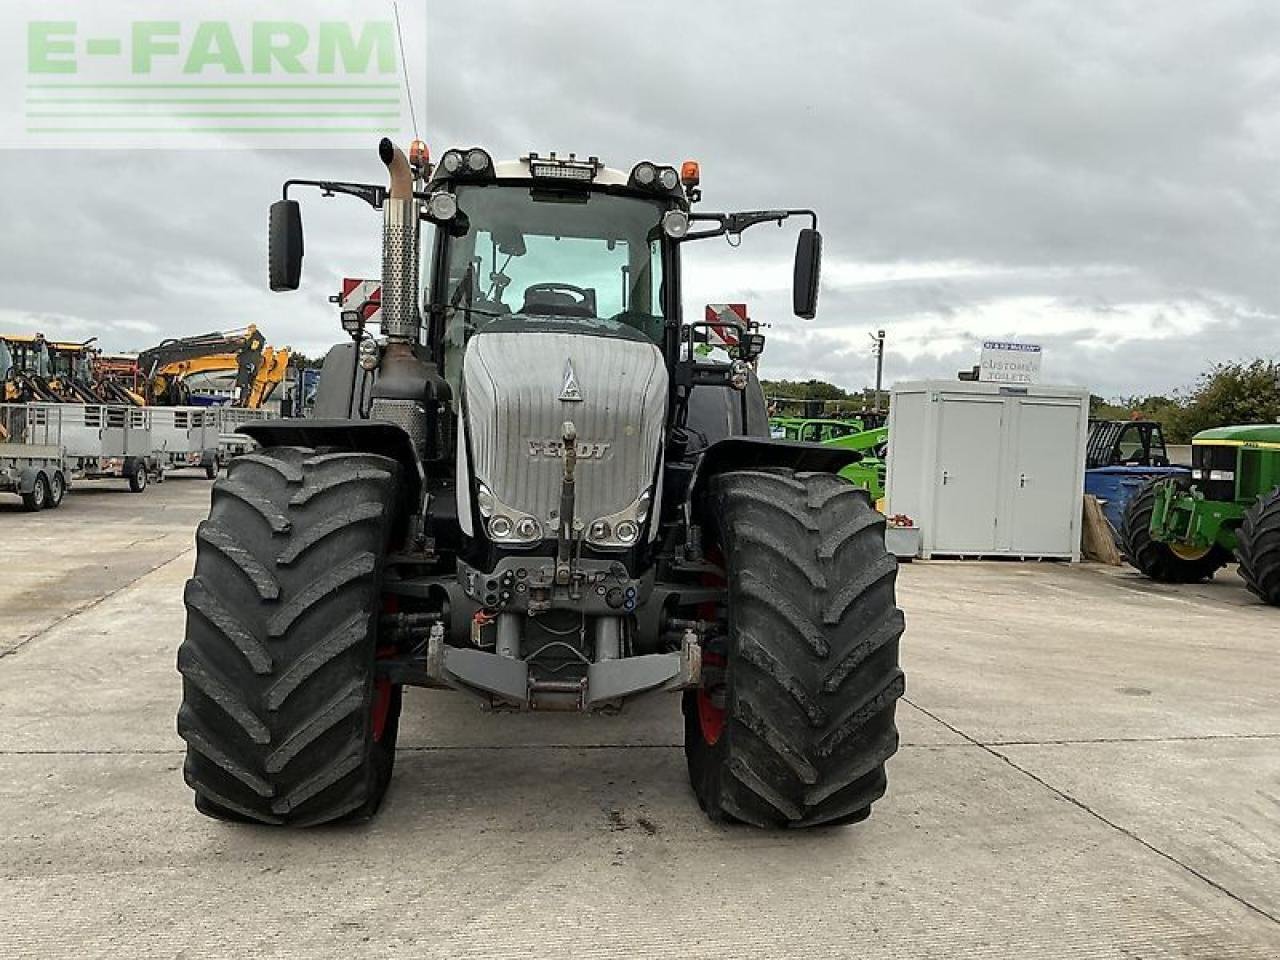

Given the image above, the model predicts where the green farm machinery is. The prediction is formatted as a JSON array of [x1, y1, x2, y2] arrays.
[[768, 415, 888, 502], [823, 425, 888, 503], [1119, 424, 1280, 605]]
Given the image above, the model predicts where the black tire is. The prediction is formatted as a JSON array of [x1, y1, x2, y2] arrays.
[[1236, 487, 1280, 606], [128, 461, 148, 493], [47, 471, 65, 509], [1119, 478, 1230, 583], [205, 459, 219, 480], [21, 473, 49, 512], [683, 469, 905, 829], [177, 446, 403, 827]]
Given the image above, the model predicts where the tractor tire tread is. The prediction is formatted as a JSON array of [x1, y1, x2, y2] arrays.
[[684, 468, 905, 829], [1236, 487, 1280, 606], [177, 445, 401, 827]]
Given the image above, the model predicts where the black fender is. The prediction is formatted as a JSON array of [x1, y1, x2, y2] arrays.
[[238, 419, 423, 505], [17, 466, 43, 495], [688, 436, 860, 507]]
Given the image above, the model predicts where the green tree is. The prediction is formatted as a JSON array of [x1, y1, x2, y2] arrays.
[[760, 378, 852, 402], [1178, 360, 1280, 438]]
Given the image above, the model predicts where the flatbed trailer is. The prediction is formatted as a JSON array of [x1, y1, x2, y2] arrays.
[[0, 404, 69, 510], [150, 406, 221, 478], [0, 402, 161, 501], [215, 407, 271, 462]]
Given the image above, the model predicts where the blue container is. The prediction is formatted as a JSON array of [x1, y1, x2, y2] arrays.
[[1084, 466, 1191, 535]]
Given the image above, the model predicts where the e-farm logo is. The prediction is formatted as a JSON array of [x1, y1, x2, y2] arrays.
[[2, 1, 425, 149]]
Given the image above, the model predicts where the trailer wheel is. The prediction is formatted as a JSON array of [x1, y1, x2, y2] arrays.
[[205, 458, 219, 480], [177, 446, 403, 826], [1119, 478, 1230, 582], [47, 471, 65, 509], [128, 461, 148, 493], [21, 473, 49, 512], [683, 469, 905, 828], [1236, 487, 1280, 606]]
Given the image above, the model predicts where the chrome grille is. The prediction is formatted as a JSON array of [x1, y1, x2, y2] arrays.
[[462, 331, 666, 526]]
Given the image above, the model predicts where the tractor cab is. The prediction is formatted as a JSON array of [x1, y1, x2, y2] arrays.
[[1085, 418, 1171, 469]]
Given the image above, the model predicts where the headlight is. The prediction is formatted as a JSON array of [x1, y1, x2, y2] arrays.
[[438, 147, 493, 180], [662, 210, 690, 239], [586, 488, 653, 549], [631, 162, 657, 187], [441, 149, 464, 174], [426, 191, 458, 221], [357, 337, 381, 371], [476, 482, 544, 545], [476, 483, 495, 517], [629, 162, 681, 192]]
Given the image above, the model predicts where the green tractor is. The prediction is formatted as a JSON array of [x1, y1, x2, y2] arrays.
[[1119, 424, 1280, 605]]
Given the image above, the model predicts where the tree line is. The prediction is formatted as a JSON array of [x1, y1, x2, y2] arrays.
[[765, 361, 1280, 443], [1091, 359, 1280, 443]]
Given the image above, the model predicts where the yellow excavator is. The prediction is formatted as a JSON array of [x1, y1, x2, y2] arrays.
[[137, 325, 291, 408], [3, 327, 289, 409]]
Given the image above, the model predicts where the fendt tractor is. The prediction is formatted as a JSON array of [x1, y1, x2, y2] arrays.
[[176, 140, 906, 829], [1120, 425, 1280, 605]]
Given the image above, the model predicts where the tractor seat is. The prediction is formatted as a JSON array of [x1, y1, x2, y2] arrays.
[[520, 289, 594, 318]]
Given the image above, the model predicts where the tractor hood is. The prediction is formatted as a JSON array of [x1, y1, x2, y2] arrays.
[[460, 323, 667, 548], [1193, 424, 1280, 448]]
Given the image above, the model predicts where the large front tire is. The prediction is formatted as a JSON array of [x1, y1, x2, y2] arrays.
[[177, 446, 402, 826], [1119, 478, 1230, 583], [1236, 488, 1280, 606], [683, 469, 906, 828]]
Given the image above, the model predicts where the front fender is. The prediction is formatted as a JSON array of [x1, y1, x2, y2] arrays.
[[688, 436, 860, 506], [238, 419, 423, 506]]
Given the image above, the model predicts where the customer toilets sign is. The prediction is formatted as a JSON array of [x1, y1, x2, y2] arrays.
[[979, 341, 1042, 385]]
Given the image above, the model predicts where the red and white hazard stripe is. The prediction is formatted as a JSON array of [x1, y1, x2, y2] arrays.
[[704, 303, 747, 346], [341, 278, 383, 325]]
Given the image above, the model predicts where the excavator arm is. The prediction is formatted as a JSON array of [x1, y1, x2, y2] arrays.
[[139, 326, 271, 406]]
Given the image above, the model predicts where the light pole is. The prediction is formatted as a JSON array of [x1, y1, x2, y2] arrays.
[[870, 329, 886, 413]]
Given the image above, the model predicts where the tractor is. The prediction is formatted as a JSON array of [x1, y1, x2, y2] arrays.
[[1119, 424, 1280, 605], [176, 140, 906, 829]]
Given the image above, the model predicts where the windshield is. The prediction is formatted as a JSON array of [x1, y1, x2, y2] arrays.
[[442, 185, 667, 342]]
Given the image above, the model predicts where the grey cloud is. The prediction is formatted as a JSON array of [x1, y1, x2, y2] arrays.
[[0, 0, 1276, 396]]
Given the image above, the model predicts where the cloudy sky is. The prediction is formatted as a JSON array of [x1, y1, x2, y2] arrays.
[[2, 1, 1277, 399]]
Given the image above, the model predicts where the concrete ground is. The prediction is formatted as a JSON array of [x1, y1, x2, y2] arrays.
[[1, 478, 1277, 958]]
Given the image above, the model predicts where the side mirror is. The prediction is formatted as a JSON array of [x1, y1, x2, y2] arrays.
[[269, 199, 304, 292], [793, 227, 822, 319]]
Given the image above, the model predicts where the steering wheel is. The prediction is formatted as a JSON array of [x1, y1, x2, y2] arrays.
[[521, 282, 596, 318]]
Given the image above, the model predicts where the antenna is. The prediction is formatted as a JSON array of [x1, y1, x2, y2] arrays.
[[393, 2, 420, 141]]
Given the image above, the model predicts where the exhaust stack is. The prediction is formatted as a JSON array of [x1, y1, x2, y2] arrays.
[[378, 138, 420, 343]]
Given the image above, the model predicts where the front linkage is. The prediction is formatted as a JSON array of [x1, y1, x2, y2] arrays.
[[1147, 479, 1244, 556]]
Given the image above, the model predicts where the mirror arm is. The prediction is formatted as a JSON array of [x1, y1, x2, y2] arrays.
[[679, 208, 818, 242], [282, 179, 388, 211]]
